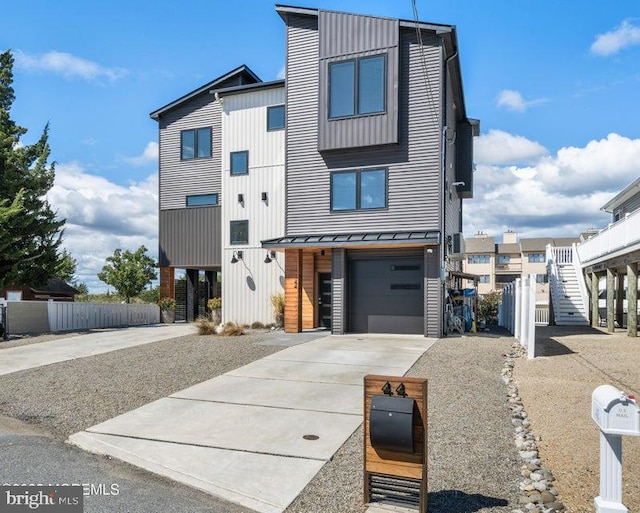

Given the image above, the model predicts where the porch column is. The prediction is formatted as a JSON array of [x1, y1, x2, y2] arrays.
[[616, 271, 625, 328], [591, 272, 599, 328], [628, 263, 638, 337], [285, 249, 302, 333], [606, 268, 615, 333], [159, 266, 175, 300]]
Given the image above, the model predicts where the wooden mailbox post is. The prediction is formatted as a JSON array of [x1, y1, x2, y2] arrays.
[[364, 374, 428, 512]]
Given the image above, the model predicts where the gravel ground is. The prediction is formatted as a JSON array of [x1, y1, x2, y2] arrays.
[[0, 330, 84, 349], [0, 330, 284, 438], [286, 331, 522, 513], [514, 326, 640, 513]]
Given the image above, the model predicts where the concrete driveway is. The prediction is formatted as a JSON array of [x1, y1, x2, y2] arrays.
[[70, 333, 435, 513]]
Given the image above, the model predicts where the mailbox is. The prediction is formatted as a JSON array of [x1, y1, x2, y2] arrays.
[[592, 385, 640, 437], [369, 395, 416, 453]]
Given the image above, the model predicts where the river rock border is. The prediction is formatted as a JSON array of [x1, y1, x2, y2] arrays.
[[503, 341, 565, 513]]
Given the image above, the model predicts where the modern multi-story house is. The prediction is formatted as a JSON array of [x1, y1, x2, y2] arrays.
[[464, 231, 579, 303], [152, 5, 479, 337]]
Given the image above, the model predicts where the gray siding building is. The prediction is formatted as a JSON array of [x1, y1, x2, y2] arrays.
[[263, 6, 478, 337]]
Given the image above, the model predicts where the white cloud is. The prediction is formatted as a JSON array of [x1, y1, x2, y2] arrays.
[[591, 19, 640, 56], [277, 64, 285, 80], [47, 163, 158, 292], [464, 132, 640, 240], [496, 89, 548, 112], [474, 130, 548, 165], [14, 50, 127, 82], [125, 142, 159, 167]]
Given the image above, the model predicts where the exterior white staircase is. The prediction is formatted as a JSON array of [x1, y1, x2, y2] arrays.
[[547, 245, 589, 326]]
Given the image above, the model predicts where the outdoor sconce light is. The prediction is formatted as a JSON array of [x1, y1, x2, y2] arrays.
[[261, 192, 268, 202], [264, 250, 276, 263], [237, 194, 244, 204], [231, 250, 243, 264]]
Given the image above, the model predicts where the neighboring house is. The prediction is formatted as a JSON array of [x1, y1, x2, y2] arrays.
[[152, 5, 479, 337], [261, 6, 478, 337], [577, 177, 640, 335], [464, 231, 579, 303], [0, 278, 80, 302]]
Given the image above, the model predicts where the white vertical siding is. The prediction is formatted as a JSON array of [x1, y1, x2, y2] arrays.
[[221, 87, 286, 325]]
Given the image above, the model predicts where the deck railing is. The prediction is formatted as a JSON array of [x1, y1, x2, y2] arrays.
[[577, 209, 640, 265]]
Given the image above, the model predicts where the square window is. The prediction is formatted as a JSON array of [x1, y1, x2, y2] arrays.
[[230, 220, 248, 245], [230, 151, 248, 175], [181, 128, 211, 160], [186, 194, 218, 207], [331, 168, 387, 211], [267, 105, 285, 131], [528, 253, 545, 263], [498, 255, 511, 264], [328, 54, 385, 119]]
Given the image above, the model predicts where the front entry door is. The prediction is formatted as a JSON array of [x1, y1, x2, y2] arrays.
[[318, 273, 332, 328]]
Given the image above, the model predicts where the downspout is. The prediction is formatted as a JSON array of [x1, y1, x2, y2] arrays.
[[441, 43, 458, 335]]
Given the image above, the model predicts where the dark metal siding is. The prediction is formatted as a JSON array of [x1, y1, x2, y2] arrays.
[[159, 207, 222, 267], [158, 93, 222, 210], [456, 120, 474, 199], [317, 11, 399, 150], [285, 15, 443, 236]]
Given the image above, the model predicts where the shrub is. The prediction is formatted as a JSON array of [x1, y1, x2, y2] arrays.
[[158, 297, 176, 310], [208, 297, 222, 310], [251, 321, 265, 329], [195, 316, 217, 335], [222, 322, 245, 336], [477, 291, 502, 325]]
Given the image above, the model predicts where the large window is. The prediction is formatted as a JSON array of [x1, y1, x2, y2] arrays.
[[468, 254, 490, 264], [186, 194, 218, 207], [329, 55, 385, 119], [267, 105, 285, 131], [230, 220, 248, 245], [181, 127, 211, 160], [331, 169, 387, 211], [230, 151, 248, 175], [528, 253, 545, 263], [498, 255, 511, 264]]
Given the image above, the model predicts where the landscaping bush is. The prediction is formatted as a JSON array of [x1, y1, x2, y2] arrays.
[[195, 316, 217, 335], [222, 322, 245, 336]]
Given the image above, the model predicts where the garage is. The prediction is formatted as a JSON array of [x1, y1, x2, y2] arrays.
[[349, 253, 424, 334]]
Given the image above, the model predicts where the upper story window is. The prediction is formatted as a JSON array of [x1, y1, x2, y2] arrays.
[[181, 127, 211, 160], [186, 194, 218, 207], [267, 105, 285, 131], [478, 275, 490, 283], [498, 255, 511, 264], [528, 253, 545, 263], [331, 168, 387, 211], [468, 254, 490, 264], [230, 151, 248, 175], [328, 55, 385, 119]]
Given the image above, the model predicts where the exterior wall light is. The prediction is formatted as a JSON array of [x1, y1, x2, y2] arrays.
[[264, 250, 276, 263], [231, 250, 243, 263]]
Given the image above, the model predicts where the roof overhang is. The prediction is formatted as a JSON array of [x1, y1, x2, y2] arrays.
[[262, 231, 440, 249], [216, 79, 285, 98], [601, 177, 640, 213]]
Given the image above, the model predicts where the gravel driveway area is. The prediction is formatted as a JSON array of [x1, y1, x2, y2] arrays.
[[1, 327, 567, 513], [514, 326, 640, 513]]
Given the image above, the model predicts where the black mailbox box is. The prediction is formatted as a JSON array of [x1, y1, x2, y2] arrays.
[[369, 395, 416, 454]]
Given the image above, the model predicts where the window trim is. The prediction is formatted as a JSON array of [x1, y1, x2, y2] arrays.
[[186, 194, 218, 207], [328, 54, 387, 120], [330, 168, 388, 212], [267, 105, 285, 131], [180, 127, 212, 161], [230, 150, 249, 176], [230, 220, 249, 245]]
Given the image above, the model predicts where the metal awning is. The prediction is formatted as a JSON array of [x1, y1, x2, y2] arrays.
[[262, 231, 440, 249]]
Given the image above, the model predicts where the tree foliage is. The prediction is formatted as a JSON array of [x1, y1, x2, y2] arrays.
[[54, 248, 77, 283], [97, 246, 157, 303], [477, 291, 502, 325], [0, 50, 65, 289]]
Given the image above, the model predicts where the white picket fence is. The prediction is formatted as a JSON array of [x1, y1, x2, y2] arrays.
[[499, 274, 537, 359], [47, 301, 160, 332]]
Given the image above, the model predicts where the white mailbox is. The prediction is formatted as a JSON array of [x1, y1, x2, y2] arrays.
[[592, 385, 640, 436]]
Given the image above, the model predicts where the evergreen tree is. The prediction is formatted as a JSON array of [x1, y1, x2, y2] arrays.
[[0, 50, 65, 289]]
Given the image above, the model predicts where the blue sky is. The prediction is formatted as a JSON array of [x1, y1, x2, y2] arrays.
[[3, 0, 640, 291]]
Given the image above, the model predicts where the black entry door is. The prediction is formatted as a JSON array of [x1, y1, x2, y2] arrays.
[[318, 273, 332, 328]]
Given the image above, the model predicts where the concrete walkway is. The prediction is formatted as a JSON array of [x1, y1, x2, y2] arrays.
[[0, 324, 194, 376], [70, 333, 435, 513]]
